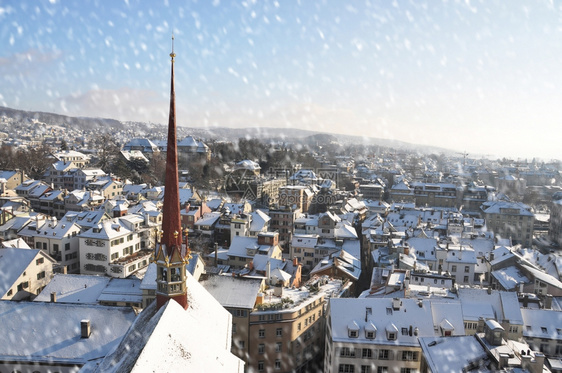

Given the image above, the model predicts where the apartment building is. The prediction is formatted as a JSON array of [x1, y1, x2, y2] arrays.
[[481, 201, 534, 247], [29, 216, 81, 273], [248, 277, 345, 373], [78, 218, 151, 278], [325, 297, 465, 373]]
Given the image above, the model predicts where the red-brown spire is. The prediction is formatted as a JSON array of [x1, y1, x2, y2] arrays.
[[161, 35, 182, 256], [155, 35, 189, 310]]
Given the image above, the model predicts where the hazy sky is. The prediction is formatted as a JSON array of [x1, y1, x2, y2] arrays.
[[1, 0, 561, 160]]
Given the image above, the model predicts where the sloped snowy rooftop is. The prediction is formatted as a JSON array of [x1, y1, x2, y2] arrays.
[[0, 301, 136, 364]]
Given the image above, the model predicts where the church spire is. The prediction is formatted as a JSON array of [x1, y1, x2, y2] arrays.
[[154, 34, 189, 310]]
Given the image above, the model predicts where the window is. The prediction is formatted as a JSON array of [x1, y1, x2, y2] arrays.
[[377, 367, 388, 373], [276, 342, 282, 352], [401, 327, 409, 336], [340, 347, 355, 357], [463, 276, 469, 283], [36, 258, 44, 265], [339, 364, 355, 373], [37, 271, 46, 280], [400, 369, 413, 373], [65, 242, 70, 251], [298, 322, 301, 331], [274, 359, 281, 370], [257, 361, 264, 372], [362, 348, 373, 359], [366, 331, 375, 339], [276, 328, 282, 337], [464, 266, 470, 273], [232, 324, 236, 333], [258, 344, 265, 354], [7, 289, 12, 296], [387, 332, 396, 340], [541, 327, 548, 333], [349, 330, 358, 338], [401, 351, 419, 361], [509, 325, 518, 333], [451, 265, 457, 272], [378, 350, 390, 360], [258, 329, 265, 338], [238, 340, 245, 348], [361, 366, 371, 373]]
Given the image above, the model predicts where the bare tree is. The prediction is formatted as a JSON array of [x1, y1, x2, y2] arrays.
[[91, 133, 120, 173]]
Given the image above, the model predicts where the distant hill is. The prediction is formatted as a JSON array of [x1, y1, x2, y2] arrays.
[[0, 106, 451, 155], [0, 106, 124, 132]]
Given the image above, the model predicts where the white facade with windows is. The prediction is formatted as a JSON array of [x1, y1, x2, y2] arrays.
[[78, 218, 151, 278], [29, 216, 82, 273]]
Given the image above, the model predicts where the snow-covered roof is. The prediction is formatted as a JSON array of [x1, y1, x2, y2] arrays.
[[521, 263, 562, 289], [458, 288, 523, 324], [34, 274, 111, 304], [0, 237, 31, 249], [291, 234, 318, 248], [419, 335, 489, 372], [0, 301, 136, 365], [0, 248, 45, 297], [329, 298, 465, 346], [249, 209, 270, 232], [201, 275, 262, 310], [520, 308, 562, 340], [80, 219, 133, 240], [97, 278, 143, 304], [234, 159, 260, 171], [95, 271, 244, 372], [491, 266, 529, 291]]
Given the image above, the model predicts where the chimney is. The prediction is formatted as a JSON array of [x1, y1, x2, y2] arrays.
[[50, 292, 57, 302], [544, 294, 553, 309], [81, 320, 91, 338], [487, 286, 492, 295], [214, 242, 218, 266], [498, 353, 509, 369]]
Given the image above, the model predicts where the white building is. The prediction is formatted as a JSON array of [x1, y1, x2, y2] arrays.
[[325, 297, 465, 373], [30, 216, 82, 273], [0, 248, 56, 300], [78, 218, 151, 278]]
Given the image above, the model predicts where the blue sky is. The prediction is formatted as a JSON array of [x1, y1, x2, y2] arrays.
[[1, 0, 562, 160]]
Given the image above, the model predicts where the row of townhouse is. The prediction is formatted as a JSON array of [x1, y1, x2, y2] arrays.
[[0, 201, 160, 279]]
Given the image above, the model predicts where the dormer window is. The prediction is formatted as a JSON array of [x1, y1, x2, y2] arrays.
[[347, 320, 359, 338], [386, 322, 398, 340], [365, 321, 377, 339], [440, 319, 454, 337]]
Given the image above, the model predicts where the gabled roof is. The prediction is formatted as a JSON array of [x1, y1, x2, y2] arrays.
[[250, 209, 270, 232], [0, 248, 50, 297], [95, 272, 244, 372]]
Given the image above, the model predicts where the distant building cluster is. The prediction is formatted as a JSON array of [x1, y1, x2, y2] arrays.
[[1, 72, 562, 372]]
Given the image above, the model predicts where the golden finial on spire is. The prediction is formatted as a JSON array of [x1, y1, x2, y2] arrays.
[[170, 34, 176, 60]]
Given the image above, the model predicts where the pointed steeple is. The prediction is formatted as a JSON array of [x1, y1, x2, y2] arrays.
[[155, 35, 190, 310]]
